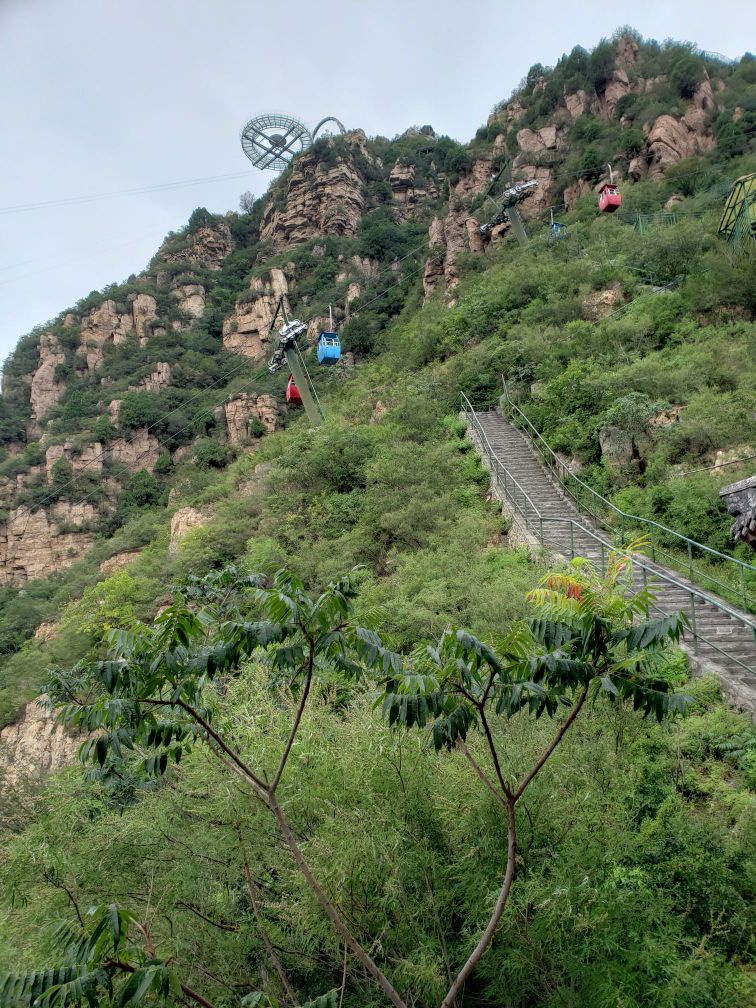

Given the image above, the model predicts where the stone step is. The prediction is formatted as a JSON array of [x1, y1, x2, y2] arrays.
[[469, 410, 756, 706]]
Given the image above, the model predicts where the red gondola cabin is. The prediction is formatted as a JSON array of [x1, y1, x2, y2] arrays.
[[286, 375, 302, 405], [598, 181, 622, 213]]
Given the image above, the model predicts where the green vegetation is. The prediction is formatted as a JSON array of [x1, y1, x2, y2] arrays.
[[0, 26, 754, 1008]]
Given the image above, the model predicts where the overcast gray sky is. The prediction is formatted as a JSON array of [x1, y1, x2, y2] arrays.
[[1, 0, 753, 364]]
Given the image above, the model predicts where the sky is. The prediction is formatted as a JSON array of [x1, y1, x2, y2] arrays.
[[1, 0, 754, 364]]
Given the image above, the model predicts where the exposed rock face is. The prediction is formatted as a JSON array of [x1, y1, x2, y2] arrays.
[[67, 291, 158, 368], [582, 283, 624, 321], [109, 428, 161, 472], [516, 125, 561, 154], [434, 156, 495, 290], [159, 222, 234, 271], [133, 362, 171, 394], [599, 425, 637, 473], [169, 507, 206, 553], [34, 621, 57, 642], [99, 549, 141, 575], [108, 399, 122, 424], [646, 82, 716, 176], [29, 332, 66, 424], [45, 441, 104, 481], [171, 283, 206, 319], [0, 503, 96, 585], [130, 293, 158, 342], [260, 134, 366, 248], [0, 696, 82, 789], [222, 268, 289, 361], [223, 393, 279, 444], [564, 89, 589, 121], [720, 475, 756, 551]]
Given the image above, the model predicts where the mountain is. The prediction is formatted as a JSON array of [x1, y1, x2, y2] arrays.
[[0, 29, 754, 1008]]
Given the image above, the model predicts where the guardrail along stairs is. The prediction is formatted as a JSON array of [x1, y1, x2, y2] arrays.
[[462, 398, 756, 713]]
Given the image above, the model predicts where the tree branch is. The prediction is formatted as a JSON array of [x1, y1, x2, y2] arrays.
[[512, 686, 588, 802], [175, 901, 240, 932], [456, 740, 508, 809], [478, 707, 512, 799], [441, 799, 517, 1008], [176, 699, 268, 796], [239, 834, 298, 1007], [271, 645, 314, 792], [105, 959, 218, 1008], [267, 790, 407, 1008]]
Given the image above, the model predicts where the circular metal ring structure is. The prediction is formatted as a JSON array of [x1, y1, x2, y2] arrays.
[[240, 113, 313, 171]]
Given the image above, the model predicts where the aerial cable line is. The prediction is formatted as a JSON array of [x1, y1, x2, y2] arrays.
[[0, 170, 256, 215]]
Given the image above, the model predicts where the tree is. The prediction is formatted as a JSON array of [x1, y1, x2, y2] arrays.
[[380, 544, 688, 1005], [239, 191, 257, 214], [46, 570, 409, 1008], [670, 54, 704, 99], [30, 554, 689, 1008]]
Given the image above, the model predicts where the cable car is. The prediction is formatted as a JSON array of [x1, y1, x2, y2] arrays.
[[598, 163, 622, 214], [549, 208, 567, 238], [317, 331, 341, 365], [286, 375, 302, 406]]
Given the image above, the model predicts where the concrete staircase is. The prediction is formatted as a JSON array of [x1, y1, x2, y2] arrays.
[[469, 409, 756, 713]]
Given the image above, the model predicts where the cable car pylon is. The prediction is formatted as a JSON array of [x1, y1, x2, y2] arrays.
[[267, 297, 325, 427]]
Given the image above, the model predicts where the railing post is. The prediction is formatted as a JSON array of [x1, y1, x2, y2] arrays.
[[739, 566, 746, 611], [569, 522, 575, 558], [619, 512, 625, 547], [689, 592, 698, 654], [687, 541, 693, 579], [600, 539, 605, 572], [539, 515, 544, 545]]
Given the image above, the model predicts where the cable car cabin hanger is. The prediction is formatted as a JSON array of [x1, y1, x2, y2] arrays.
[[598, 163, 622, 214], [266, 296, 325, 427]]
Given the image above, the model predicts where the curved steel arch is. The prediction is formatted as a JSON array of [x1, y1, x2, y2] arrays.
[[312, 116, 347, 138]]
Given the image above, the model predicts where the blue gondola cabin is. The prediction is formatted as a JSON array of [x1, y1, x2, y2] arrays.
[[317, 331, 341, 365], [286, 375, 302, 405]]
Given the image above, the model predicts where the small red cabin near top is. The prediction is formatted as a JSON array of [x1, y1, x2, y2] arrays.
[[598, 182, 622, 213]]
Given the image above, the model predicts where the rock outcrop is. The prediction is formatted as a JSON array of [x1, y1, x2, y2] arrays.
[[159, 222, 234, 271], [99, 549, 141, 575], [75, 294, 158, 372], [222, 268, 290, 361], [109, 428, 161, 472], [0, 502, 96, 585], [171, 283, 206, 320], [29, 332, 66, 425], [223, 394, 279, 445], [0, 696, 82, 789], [645, 81, 716, 176], [132, 362, 171, 394], [260, 133, 366, 249], [45, 441, 104, 480], [169, 507, 206, 553]]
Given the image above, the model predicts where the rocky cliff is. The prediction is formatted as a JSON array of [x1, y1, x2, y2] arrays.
[[0, 30, 747, 608]]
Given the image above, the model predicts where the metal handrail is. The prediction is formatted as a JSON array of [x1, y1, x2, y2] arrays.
[[499, 380, 755, 612], [460, 395, 756, 677]]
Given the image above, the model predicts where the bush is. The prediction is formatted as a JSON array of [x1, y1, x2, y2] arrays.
[[670, 54, 705, 99], [193, 439, 231, 469]]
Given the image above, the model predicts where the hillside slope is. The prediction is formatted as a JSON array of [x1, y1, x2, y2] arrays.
[[0, 28, 755, 1008]]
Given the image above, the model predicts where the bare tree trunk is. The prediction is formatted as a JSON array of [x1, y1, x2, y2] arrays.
[[440, 800, 517, 1008], [268, 792, 408, 1008]]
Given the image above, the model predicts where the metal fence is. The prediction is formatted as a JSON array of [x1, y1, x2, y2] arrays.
[[460, 393, 756, 677]]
